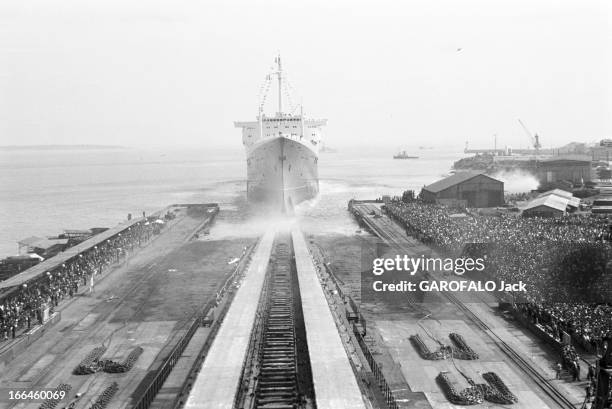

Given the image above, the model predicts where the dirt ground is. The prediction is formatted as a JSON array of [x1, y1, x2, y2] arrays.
[[110, 239, 250, 324]]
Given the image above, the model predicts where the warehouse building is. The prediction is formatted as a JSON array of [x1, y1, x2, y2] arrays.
[[537, 155, 592, 186], [17, 236, 69, 258], [537, 189, 581, 210], [522, 195, 569, 217], [591, 196, 612, 214], [420, 172, 504, 208]]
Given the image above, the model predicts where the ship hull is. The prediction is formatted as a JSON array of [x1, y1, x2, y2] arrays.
[[246, 136, 319, 211]]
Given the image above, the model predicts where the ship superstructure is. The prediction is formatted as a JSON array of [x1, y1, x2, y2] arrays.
[[235, 56, 327, 212]]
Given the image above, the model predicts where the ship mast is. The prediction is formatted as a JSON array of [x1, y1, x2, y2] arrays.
[[276, 55, 282, 116]]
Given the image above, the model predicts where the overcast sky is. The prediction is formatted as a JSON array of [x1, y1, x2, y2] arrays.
[[0, 0, 610, 149]]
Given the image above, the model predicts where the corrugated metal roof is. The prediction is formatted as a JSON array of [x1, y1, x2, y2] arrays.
[[592, 206, 612, 213], [523, 195, 569, 213], [567, 197, 581, 208], [538, 189, 581, 208], [423, 172, 501, 194], [6, 254, 44, 261], [538, 189, 573, 199]]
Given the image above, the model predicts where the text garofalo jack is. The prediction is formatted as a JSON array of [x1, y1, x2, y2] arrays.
[[371, 255, 527, 293]]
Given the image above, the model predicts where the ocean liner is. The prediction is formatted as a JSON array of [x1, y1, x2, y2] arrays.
[[235, 56, 327, 212]]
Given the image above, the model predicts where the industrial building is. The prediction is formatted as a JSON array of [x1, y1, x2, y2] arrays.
[[537, 155, 592, 186], [591, 196, 612, 214], [522, 196, 566, 217], [522, 188, 583, 217], [537, 189, 581, 210], [590, 142, 612, 161], [17, 236, 69, 258], [420, 172, 504, 208]]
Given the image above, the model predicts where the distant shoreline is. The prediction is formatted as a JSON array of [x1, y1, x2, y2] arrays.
[[0, 145, 128, 151]]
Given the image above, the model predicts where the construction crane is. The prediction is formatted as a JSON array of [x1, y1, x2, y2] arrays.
[[518, 119, 542, 154]]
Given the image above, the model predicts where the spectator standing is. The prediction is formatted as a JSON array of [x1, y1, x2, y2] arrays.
[[586, 384, 593, 402]]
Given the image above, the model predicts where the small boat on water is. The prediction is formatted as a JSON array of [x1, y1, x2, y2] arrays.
[[393, 150, 419, 159]]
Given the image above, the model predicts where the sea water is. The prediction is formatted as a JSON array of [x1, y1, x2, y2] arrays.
[[0, 145, 537, 258]]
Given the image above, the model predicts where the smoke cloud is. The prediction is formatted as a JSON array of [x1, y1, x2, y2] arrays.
[[491, 170, 539, 193]]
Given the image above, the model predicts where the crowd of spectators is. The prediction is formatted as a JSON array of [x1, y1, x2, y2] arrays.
[[518, 302, 612, 355], [0, 221, 158, 342], [384, 200, 612, 353], [560, 345, 582, 381], [504, 192, 533, 202]]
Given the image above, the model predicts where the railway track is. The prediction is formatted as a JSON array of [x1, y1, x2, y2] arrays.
[[237, 235, 315, 409], [351, 203, 577, 409]]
